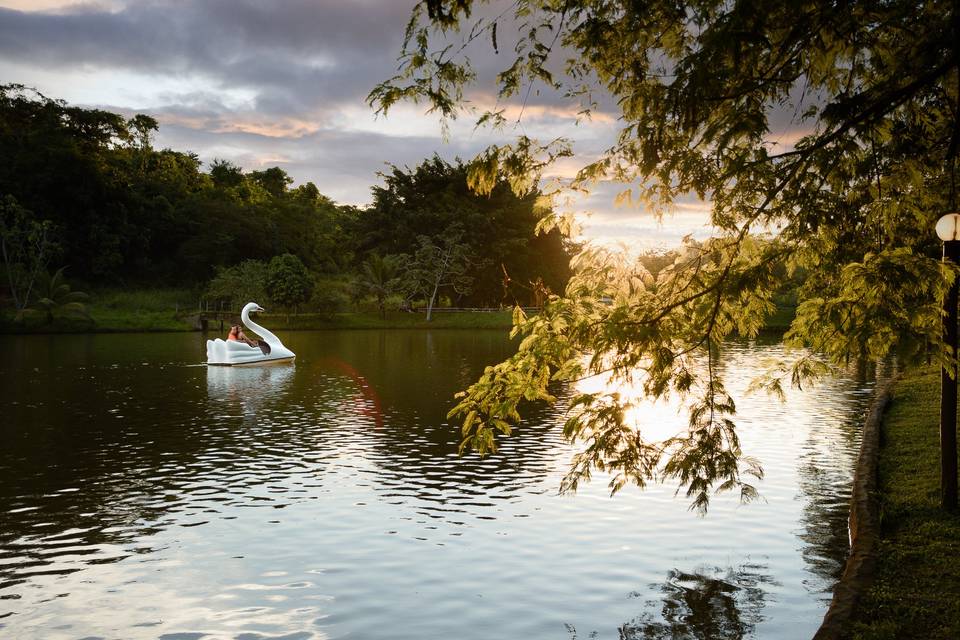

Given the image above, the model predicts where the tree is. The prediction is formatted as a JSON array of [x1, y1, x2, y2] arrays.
[[266, 253, 313, 312], [0, 195, 58, 310], [16, 266, 89, 326], [358, 253, 402, 319], [616, 565, 771, 640], [361, 156, 572, 305], [127, 114, 158, 152], [0, 85, 134, 280], [206, 259, 270, 310], [249, 167, 293, 198], [210, 159, 244, 190], [400, 226, 475, 321], [371, 1, 959, 511]]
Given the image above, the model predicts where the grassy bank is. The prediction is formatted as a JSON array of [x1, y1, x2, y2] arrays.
[[850, 367, 960, 639], [0, 287, 199, 333], [1, 309, 517, 333], [257, 310, 514, 330], [0, 286, 518, 332], [194, 310, 515, 331], [1, 287, 796, 333]]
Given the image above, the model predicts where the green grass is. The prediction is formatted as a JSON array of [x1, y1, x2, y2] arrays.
[[86, 287, 197, 331], [2, 284, 793, 334], [92, 287, 197, 312], [0, 287, 199, 333], [850, 367, 960, 639], [1, 293, 515, 333], [216, 310, 515, 331]]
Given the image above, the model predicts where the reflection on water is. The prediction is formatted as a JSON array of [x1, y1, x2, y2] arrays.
[[206, 363, 296, 398], [206, 363, 296, 417], [567, 564, 776, 640], [0, 331, 880, 638], [622, 565, 776, 640]]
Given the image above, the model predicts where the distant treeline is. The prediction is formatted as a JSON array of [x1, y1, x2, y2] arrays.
[[0, 85, 573, 313]]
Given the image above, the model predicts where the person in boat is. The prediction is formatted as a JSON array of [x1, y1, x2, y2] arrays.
[[227, 324, 258, 347]]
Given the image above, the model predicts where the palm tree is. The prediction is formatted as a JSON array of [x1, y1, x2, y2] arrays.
[[16, 267, 90, 325], [358, 254, 400, 319]]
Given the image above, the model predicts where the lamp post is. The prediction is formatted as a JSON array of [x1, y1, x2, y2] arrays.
[[935, 212, 960, 510]]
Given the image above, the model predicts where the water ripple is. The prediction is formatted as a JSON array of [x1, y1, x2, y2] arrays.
[[0, 331, 883, 638]]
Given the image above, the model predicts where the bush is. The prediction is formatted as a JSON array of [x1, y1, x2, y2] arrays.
[[266, 253, 313, 311], [206, 259, 269, 309], [309, 275, 352, 316]]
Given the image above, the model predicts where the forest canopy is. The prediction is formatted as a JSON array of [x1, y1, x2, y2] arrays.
[[0, 84, 572, 312]]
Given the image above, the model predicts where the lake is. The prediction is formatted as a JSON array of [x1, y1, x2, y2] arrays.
[[0, 330, 883, 639]]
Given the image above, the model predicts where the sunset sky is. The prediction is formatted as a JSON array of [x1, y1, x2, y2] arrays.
[[0, 0, 721, 248]]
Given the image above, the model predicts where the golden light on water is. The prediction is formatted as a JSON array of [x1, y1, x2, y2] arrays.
[[576, 368, 690, 444]]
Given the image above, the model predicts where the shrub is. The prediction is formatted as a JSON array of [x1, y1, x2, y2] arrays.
[[206, 259, 269, 309], [266, 253, 313, 311]]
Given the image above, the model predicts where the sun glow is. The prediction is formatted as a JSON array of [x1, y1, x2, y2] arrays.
[[576, 366, 691, 444]]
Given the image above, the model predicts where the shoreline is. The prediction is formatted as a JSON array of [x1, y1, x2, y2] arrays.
[[0, 310, 520, 334], [845, 367, 960, 639], [1, 309, 796, 336], [814, 378, 894, 639]]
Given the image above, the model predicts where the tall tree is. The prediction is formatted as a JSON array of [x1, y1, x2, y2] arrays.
[[249, 167, 293, 198], [371, 0, 960, 510], [362, 156, 572, 305], [401, 226, 476, 321], [210, 159, 244, 190], [266, 253, 314, 312], [0, 86, 353, 286], [359, 253, 403, 319], [0, 195, 58, 310]]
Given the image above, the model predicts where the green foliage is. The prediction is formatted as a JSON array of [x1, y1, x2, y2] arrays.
[[206, 259, 269, 309], [451, 239, 775, 511], [0, 195, 59, 310], [0, 86, 564, 336], [93, 287, 196, 314], [358, 253, 403, 318], [210, 159, 244, 189], [378, 1, 960, 510], [0, 85, 356, 285], [399, 225, 476, 321], [788, 248, 947, 367], [266, 253, 313, 311], [361, 156, 573, 306], [248, 167, 293, 198], [310, 275, 353, 316], [15, 267, 89, 325]]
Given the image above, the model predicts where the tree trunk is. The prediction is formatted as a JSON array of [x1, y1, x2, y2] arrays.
[[0, 238, 20, 309], [426, 279, 440, 322]]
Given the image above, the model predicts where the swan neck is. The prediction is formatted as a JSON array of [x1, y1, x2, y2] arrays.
[[242, 307, 279, 344]]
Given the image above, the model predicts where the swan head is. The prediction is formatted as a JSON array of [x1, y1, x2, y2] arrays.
[[242, 302, 266, 315]]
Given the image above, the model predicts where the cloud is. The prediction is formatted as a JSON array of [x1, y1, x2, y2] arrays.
[[149, 118, 492, 207], [0, 1, 119, 11], [0, 1, 417, 121]]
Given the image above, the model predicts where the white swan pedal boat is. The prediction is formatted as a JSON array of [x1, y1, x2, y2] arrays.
[[206, 302, 296, 366]]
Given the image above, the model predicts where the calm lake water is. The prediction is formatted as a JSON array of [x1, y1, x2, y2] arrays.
[[0, 330, 882, 639]]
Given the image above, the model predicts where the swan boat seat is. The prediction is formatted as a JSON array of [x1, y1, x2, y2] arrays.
[[206, 302, 296, 366]]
